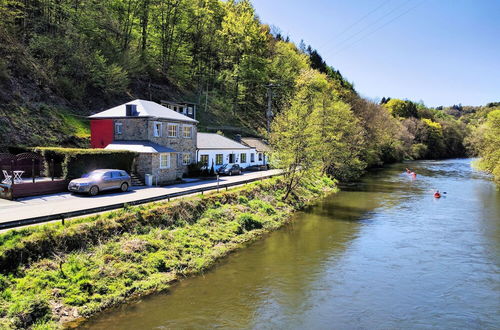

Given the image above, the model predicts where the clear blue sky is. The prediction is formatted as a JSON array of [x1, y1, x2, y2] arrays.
[[250, 0, 500, 107]]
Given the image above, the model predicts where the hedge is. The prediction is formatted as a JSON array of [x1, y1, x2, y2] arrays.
[[32, 147, 137, 180]]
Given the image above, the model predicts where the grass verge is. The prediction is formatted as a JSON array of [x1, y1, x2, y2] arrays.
[[0, 175, 336, 329]]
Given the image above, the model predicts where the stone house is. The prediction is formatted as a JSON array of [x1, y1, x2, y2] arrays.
[[89, 99, 198, 184]]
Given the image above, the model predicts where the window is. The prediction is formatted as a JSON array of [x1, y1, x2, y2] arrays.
[[182, 125, 192, 138], [251, 153, 255, 163], [115, 122, 122, 135], [153, 122, 162, 137], [240, 153, 246, 163], [182, 153, 191, 165], [200, 154, 209, 165], [188, 107, 193, 115], [228, 154, 235, 163], [215, 154, 223, 165], [167, 124, 178, 137], [159, 154, 170, 169], [258, 153, 263, 161]]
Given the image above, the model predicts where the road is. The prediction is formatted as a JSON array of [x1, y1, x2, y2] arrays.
[[0, 169, 281, 224]]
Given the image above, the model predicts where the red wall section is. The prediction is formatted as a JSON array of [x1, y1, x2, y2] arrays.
[[90, 119, 114, 148]]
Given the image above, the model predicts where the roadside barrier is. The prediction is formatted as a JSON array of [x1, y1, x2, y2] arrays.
[[0, 172, 283, 230]]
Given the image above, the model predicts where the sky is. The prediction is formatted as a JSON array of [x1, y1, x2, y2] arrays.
[[250, 0, 500, 107]]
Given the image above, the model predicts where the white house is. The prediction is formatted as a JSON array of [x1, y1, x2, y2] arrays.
[[196, 133, 264, 170]]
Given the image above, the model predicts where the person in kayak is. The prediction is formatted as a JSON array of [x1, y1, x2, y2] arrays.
[[406, 168, 411, 174], [411, 171, 417, 179], [434, 190, 441, 198]]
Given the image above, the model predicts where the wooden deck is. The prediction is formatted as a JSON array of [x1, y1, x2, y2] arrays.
[[9, 179, 68, 199]]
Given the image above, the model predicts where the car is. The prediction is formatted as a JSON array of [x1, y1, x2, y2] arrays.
[[217, 164, 242, 176], [68, 169, 131, 196]]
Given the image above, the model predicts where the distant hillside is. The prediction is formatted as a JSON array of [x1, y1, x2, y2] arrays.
[[0, 0, 355, 150]]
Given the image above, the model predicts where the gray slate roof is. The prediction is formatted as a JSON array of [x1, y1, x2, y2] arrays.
[[89, 99, 198, 123], [197, 133, 253, 150], [241, 138, 271, 152], [105, 141, 178, 153]]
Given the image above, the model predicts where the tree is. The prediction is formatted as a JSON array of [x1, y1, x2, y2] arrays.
[[384, 99, 418, 118]]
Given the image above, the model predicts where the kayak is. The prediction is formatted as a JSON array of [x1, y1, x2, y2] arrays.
[[434, 192, 441, 198]]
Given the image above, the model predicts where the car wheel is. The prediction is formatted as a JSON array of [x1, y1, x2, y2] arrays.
[[89, 185, 99, 196], [239, 170, 242, 175], [229, 171, 232, 176], [120, 182, 129, 192]]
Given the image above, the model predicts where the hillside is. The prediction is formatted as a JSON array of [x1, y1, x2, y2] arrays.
[[0, 0, 356, 151], [0, 0, 490, 173]]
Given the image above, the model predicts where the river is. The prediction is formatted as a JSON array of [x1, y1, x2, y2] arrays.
[[80, 159, 499, 329]]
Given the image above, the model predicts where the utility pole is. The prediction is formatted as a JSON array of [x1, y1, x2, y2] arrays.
[[266, 83, 278, 134]]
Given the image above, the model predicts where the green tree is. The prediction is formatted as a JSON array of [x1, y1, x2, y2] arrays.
[[384, 99, 418, 118]]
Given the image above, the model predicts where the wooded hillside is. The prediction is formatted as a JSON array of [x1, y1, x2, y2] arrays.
[[0, 0, 354, 148]]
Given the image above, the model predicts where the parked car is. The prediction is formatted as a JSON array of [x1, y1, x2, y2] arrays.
[[217, 164, 242, 176], [68, 169, 131, 196], [245, 164, 269, 171]]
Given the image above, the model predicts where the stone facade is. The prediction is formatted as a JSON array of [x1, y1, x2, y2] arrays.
[[116, 118, 197, 184]]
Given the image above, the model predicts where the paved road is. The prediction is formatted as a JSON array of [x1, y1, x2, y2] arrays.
[[0, 169, 281, 224]]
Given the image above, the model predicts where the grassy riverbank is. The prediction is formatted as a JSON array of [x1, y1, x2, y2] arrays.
[[0, 175, 335, 329]]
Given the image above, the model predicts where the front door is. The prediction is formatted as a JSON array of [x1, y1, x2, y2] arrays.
[[228, 154, 235, 163]]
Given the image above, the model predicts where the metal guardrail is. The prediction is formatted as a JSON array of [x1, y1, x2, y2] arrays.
[[0, 172, 282, 230]]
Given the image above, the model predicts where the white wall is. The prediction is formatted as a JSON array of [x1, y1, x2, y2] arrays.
[[197, 149, 264, 170]]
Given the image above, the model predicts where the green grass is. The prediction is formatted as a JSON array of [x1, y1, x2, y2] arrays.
[[0, 175, 336, 329]]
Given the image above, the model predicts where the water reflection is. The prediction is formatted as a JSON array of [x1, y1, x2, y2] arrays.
[[81, 159, 499, 329]]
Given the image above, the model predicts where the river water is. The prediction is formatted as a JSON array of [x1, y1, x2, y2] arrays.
[[81, 159, 499, 329]]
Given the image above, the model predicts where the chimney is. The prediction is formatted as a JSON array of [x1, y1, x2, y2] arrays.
[[235, 134, 242, 142], [126, 104, 137, 116]]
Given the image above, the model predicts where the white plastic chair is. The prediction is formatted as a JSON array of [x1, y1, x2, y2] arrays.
[[2, 170, 12, 184]]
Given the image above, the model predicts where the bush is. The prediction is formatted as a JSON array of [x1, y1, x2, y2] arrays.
[[33, 147, 137, 179], [237, 213, 263, 231], [411, 143, 428, 160]]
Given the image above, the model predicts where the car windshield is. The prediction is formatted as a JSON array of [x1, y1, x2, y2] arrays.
[[219, 164, 228, 169], [82, 171, 103, 180]]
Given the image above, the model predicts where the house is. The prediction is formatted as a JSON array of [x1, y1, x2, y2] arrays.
[[240, 137, 271, 167], [160, 100, 197, 120], [196, 133, 264, 170], [89, 99, 198, 184]]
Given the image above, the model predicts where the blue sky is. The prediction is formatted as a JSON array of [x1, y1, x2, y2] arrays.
[[250, 0, 500, 107]]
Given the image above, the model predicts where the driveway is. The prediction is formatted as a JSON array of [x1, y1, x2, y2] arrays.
[[0, 169, 282, 224]]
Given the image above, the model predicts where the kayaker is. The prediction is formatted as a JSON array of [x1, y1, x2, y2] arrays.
[[411, 172, 417, 179], [434, 190, 441, 198], [406, 168, 411, 174]]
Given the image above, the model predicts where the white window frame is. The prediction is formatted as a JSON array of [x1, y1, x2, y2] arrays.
[[182, 125, 192, 138], [159, 153, 170, 169], [167, 124, 179, 138], [251, 153, 255, 163], [182, 153, 191, 165], [115, 122, 123, 135], [153, 121, 163, 137], [258, 153, 263, 161]]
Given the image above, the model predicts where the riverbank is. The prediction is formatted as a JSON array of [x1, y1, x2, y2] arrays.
[[0, 175, 336, 329]]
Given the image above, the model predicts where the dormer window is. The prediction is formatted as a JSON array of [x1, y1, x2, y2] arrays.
[[153, 122, 162, 137]]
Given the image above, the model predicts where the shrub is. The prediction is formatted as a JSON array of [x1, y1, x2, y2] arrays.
[[33, 147, 137, 179], [411, 143, 428, 160], [237, 213, 263, 231]]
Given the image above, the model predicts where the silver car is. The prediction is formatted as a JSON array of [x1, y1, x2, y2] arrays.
[[68, 169, 131, 196]]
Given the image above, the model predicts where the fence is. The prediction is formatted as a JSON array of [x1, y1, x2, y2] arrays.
[[0, 172, 283, 230]]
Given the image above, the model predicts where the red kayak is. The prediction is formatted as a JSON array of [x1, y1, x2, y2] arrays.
[[434, 192, 441, 198]]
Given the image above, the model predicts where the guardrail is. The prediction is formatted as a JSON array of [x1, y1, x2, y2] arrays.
[[0, 172, 283, 230]]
